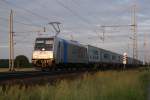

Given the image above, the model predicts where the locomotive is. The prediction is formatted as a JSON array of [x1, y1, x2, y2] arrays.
[[32, 36, 142, 70], [32, 36, 88, 70]]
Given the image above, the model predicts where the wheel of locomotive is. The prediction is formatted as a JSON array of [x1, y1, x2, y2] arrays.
[[48, 64, 55, 71]]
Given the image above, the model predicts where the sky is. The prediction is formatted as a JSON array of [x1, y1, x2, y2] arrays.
[[0, 0, 150, 62]]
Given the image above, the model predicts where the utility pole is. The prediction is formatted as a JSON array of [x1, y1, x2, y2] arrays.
[[98, 5, 138, 64], [127, 43, 130, 57], [9, 9, 14, 71], [43, 27, 46, 32], [143, 33, 147, 65], [11, 9, 14, 71], [101, 26, 105, 42], [70, 34, 74, 40], [131, 5, 138, 64], [9, 10, 12, 71]]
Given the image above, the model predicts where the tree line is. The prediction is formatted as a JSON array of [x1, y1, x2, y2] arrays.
[[0, 55, 32, 68]]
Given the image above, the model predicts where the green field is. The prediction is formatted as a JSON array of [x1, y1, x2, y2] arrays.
[[0, 70, 149, 100]]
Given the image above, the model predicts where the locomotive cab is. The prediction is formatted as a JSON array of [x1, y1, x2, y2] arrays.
[[32, 37, 55, 69]]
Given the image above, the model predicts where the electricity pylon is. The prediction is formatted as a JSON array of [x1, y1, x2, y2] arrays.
[[9, 9, 15, 71], [131, 5, 138, 64]]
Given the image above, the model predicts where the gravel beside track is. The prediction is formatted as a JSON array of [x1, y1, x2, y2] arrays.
[[0, 68, 36, 72], [0, 69, 89, 86]]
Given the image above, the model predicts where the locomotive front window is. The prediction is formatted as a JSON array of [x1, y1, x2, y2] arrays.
[[34, 38, 54, 51], [35, 43, 53, 51], [45, 44, 53, 50], [36, 40, 44, 43], [45, 40, 53, 44]]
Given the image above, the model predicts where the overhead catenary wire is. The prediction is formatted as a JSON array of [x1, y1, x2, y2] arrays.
[[14, 30, 42, 34], [1, 0, 58, 35], [55, 0, 92, 25], [67, 0, 104, 41], [1, 0, 52, 22], [55, 0, 102, 41], [31, 0, 64, 21], [0, 3, 48, 29], [0, 16, 43, 28], [69, 0, 98, 23], [67, 1, 141, 43]]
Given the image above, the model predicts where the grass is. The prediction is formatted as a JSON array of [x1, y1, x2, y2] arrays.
[[0, 70, 149, 100]]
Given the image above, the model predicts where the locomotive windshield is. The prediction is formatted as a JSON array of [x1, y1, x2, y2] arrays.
[[34, 38, 54, 51]]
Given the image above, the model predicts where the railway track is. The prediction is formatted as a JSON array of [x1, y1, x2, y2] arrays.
[[0, 69, 91, 86], [0, 67, 144, 86]]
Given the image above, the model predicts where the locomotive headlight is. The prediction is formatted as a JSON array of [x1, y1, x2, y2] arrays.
[[42, 48, 45, 51]]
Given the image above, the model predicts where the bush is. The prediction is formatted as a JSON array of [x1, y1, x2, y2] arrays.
[[14, 55, 30, 68]]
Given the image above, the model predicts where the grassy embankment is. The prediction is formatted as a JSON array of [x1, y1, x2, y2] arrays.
[[0, 70, 149, 100]]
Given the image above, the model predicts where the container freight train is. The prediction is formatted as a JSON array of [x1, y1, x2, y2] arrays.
[[32, 36, 142, 71]]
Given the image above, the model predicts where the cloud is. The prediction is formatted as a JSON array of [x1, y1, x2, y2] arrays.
[[0, 0, 149, 61]]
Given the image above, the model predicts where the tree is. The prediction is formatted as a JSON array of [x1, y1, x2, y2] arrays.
[[14, 55, 30, 68]]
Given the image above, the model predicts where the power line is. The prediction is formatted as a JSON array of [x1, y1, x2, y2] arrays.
[[55, 0, 101, 41], [70, 0, 81, 6], [0, 29, 43, 35], [2, 0, 51, 21], [0, 4, 47, 28], [14, 14, 44, 27], [14, 30, 41, 34], [0, 16, 42, 27], [55, 0, 92, 25], [69, 0, 97, 23], [33, 0, 63, 21], [101, 25, 132, 27]]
